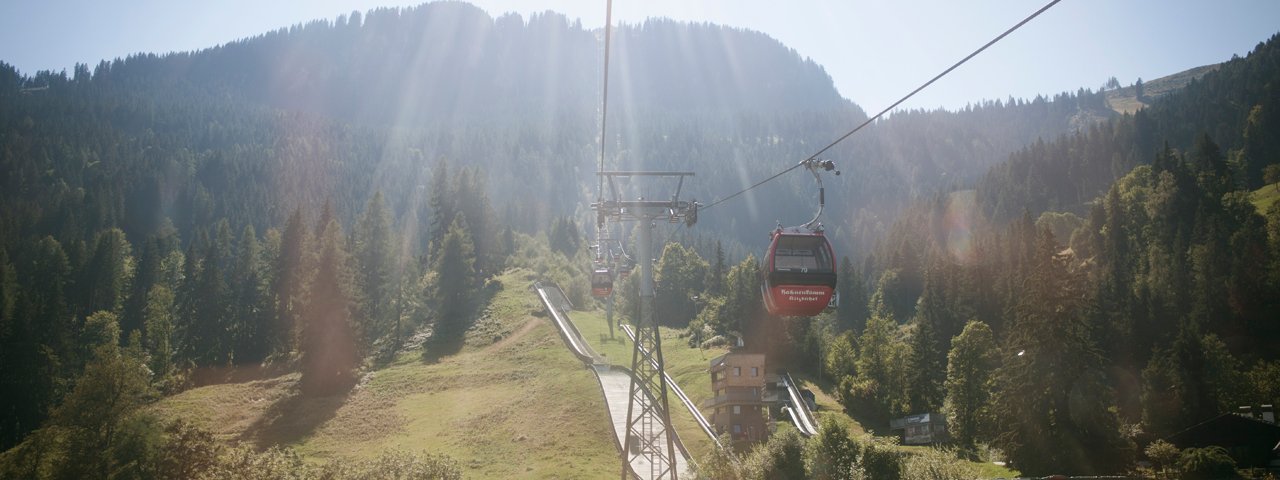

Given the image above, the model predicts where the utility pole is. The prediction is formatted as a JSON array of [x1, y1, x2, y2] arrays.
[[595, 171, 697, 480]]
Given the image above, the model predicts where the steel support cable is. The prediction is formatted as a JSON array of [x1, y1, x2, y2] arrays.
[[702, 0, 1064, 211], [597, 0, 614, 206]]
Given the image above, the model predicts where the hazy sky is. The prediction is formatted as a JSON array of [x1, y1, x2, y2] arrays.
[[2, 0, 1278, 111]]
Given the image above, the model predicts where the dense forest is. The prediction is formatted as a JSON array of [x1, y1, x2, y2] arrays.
[[2, 0, 1278, 477], [672, 33, 1280, 477]]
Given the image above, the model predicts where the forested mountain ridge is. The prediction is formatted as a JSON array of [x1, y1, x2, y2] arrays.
[[53, 2, 846, 125], [977, 33, 1280, 222], [1, 1, 1114, 257]]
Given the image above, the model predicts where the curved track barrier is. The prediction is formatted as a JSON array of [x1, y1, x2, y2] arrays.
[[779, 372, 819, 437]]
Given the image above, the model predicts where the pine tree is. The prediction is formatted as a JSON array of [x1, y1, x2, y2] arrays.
[[943, 320, 998, 458], [706, 240, 726, 297], [430, 213, 476, 348], [121, 224, 179, 338], [455, 167, 500, 276], [654, 243, 708, 327], [0, 249, 36, 449], [991, 228, 1130, 475], [231, 225, 271, 362], [835, 256, 868, 333], [23, 237, 77, 424], [300, 219, 358, 395], [717, 254, 762, 339], [1141, 325, 1244, 437], [355, 191, 396, 354], [274, 207, 308, 355], [79, 228, 133, 319], [143, 285, 176, 385], [905, 259, 956, 413], [840, 311, 906, 424], [427, 158, 454, 261], [185, 242, 231, 365]]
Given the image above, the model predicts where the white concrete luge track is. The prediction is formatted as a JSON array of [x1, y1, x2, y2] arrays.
[[533, 282, 692, 479]]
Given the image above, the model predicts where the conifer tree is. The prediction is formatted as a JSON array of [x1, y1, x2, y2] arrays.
[[706, 240, 726, 297], [943, 320, 997, 458], [991, 228, 1129, 475], [20, 236, 79, 434], [143, 285, 176, 385], [79, 228, 133, 319], [906, 258, 958, 413], [187, 242, 231, 365], [654, 243, 708, 327], [275, 207, 309, 355], [355, 191, 396, 353], [1141, 325, 1243, 437], [427, 158, 454, 261], [431, 213, 476, 345], [231, 225, 271, 362], [0, 249, 34, 449], [717, 254, 762, 339], [121, 224, 179, 337], [843, 311, 905, 423], [455, 167, 499, 276], [835, 256, 868, 333], [300, 219, 358, 395]]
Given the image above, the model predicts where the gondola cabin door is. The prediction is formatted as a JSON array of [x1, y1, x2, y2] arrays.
[[762, 229, 836, 317]]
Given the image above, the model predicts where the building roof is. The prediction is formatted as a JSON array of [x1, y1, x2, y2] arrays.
[[709, 353, 728, 370], [890, 413, 941, 430]]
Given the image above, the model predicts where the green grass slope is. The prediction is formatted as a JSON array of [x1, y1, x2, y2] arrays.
[[1252, 182, 1280, 214], [1105, 63, 1220, 114], [152, 268, 616, 479], [151, 266, 1022, 478]]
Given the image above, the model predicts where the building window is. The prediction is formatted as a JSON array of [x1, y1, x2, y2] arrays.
[[733, 406, 741, 415], [734, 367, 741, 376], [733, 424, 741, 434], [751, 367, 759, 377]]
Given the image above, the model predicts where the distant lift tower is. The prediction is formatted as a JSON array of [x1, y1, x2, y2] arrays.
[[594, 171, 698, 480]]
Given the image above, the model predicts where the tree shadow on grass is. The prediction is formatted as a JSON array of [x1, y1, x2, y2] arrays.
[[421, 278, 502, 363], [238, 381, 354, 449], [421, 329, 465, 363]]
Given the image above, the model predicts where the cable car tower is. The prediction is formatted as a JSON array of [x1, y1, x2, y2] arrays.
[[594, 171, 698, 480]]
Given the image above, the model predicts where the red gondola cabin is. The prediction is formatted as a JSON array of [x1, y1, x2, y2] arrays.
[[591, 268, 613, 297], [762, 229, 836, 317]]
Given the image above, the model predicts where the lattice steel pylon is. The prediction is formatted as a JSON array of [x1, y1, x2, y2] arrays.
[[594, 171, 697, 480]]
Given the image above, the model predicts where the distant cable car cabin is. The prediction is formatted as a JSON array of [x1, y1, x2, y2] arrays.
[[762, 228, 836, 317], [591, 267, 613, 297]]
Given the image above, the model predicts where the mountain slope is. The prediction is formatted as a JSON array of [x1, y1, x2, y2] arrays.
[[151, 268, 620, 478], [1105, 63, 1220, 115]]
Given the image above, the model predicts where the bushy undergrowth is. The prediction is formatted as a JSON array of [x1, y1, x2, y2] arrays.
[[694, 420, 977, 480], [0, 418, 460, 480]]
